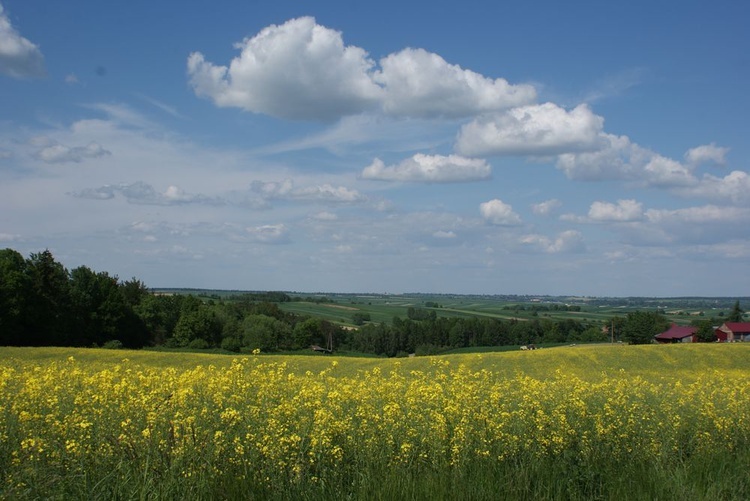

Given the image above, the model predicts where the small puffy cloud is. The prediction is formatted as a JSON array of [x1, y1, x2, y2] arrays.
[[480, 199, 522, 226], [375, 48, 535, 118], [520, 230, 584, 253], [188, 17, 534, 121], [246, 223, 289, 244], [65, 73, 79, 84], [531, 198, 561, 216], [34, 142, 111, 163], [433, 230, 457, 239], [362, 154, 491, 183], [685, 143, 728, 167], [455, 103, 604, 156], [0, 4, 45, 78], [588, 199, 644, 222], [188, 17, 382, 120]]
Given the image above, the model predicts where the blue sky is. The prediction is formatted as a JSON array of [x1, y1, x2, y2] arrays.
[[1, 0, 749, 296]]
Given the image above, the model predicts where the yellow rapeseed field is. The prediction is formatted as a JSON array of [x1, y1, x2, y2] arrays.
[[1, 344, 749, 499]]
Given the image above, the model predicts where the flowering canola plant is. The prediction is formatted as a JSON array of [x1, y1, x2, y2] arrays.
[[1, 345, 749, 499]]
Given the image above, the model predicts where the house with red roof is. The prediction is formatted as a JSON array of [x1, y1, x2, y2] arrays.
[[715, 322, 750, 342], [654, 324, 697, 343]]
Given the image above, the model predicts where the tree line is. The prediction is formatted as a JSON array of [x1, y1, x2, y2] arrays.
[[2, 248, 739, 355]]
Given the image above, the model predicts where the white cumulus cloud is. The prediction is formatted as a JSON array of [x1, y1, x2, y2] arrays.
[[455, 103, 604, 156], [684, 143, 728, 167], [188, 17, 534, 121], [188, 17, 382, 120], [675, 170, 750, 206], [588, 199, 644, 222], [480, 199, 522, 226], [374, 48, 535, 118], [0, 4, 45, 78], [520, 230, 584, 253], [362, 154, 491, 183]]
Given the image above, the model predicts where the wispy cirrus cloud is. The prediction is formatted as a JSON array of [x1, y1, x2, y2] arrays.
[[34, 142, 111, 164], [70, 181, 223, 205]]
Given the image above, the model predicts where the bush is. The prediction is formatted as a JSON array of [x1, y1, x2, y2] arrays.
[[188, 338, 209, 350], [102, 340, 124, 349], [221, 336, 242, 352]]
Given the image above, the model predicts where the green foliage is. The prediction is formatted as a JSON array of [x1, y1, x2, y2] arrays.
[[695, 320, 717, 342], [242, 314, 290, 351], [0, 248, 31, 345], [102, 340, 124, 349], [407, 307, 436, 321], [351, 312, 371, 325], [622, 311, 670, 344], [173, 308, 222, 347], [220, 336, 242, 352], [293, 317, 324, 349], [728, 300, 745, 322]]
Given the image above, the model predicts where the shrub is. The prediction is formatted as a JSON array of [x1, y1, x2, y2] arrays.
[[221, 336, 242, 352], [188, 338, 209, 350]]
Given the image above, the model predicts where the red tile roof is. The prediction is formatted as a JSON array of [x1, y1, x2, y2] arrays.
[[722, 322, 750, 333], [655, 324, 697, 340]]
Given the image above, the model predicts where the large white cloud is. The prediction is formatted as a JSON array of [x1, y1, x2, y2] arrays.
[[188, 17, 534, 121], [455, 103, 604, 156], [188, 17, 382, 120], [361, 153, 491, 183], [556, 135, 750, 203], [0, 4, 45, 78], [374, 48, 535, 118], [480, 199, 522, 226]]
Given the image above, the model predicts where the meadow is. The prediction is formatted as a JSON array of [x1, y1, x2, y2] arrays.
[[276, 292, 736, 328], [1, 344, 749, 500]]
